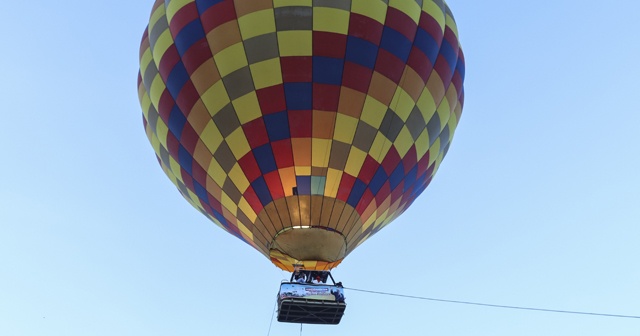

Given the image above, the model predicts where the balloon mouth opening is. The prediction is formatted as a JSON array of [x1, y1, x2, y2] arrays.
[[269, 227, 347, 263]]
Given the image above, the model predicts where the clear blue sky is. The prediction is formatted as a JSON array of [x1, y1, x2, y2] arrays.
[[1, 1, 639, 335]]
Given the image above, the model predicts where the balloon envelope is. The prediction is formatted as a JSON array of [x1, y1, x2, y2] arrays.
[[138, 0, 465, 271]]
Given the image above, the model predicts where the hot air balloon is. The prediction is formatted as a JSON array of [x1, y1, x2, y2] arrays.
[[138, 0, 464, 322]]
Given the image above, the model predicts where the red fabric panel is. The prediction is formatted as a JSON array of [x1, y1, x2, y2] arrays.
[[349, 13, 384, 44], [313, 32, 347, 58], [281, 57, 313, 82], [256, 85, 286, 114], [384, 8, 417, 40]]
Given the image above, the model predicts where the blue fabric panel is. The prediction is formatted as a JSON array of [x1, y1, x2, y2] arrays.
[[456, 55, 465, 79], [439, 39, 458, 73], [251, 177, 273, 206], [166, 62, 189, 97], [380, 27, 412, 62], [264, 111, 290, 141], [167, 105, 187, 138], [175, 20, 206, 56], [389, 163, 405, 190], [403, 166, 418, 192], [212, 208, 227, 225], [414, 28, 440, 65], [347, 179, 368, 207], [195, 0, 224, 13], [194, 180, 209, 203], [253, 144, 278, 174], [369, 166, 388, 195], [178, 145, 194, 175], [411, 173, 429, 198], [296, 176, 312, 195], [345, 36, 379, 69], [284, 83, 312, 110], [313, 56, 344, 85]]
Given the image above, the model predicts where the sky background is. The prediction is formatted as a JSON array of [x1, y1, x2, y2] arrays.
[[1, 1, 639, 335]]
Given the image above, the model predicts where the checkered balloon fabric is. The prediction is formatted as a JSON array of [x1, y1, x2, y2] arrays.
[[138, 0, 465, 271]]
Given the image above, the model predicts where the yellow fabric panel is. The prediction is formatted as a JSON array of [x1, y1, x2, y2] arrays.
[[278, 31, 312, 56], [151, 30, 174, 67], [226, 128, 252, 160], [344, 147, 367, 178], [333, 114, 358, 144], [428, 138, 441, 166], [250, 58, 283, 90], [394, 126, 413, 157], [238, 9, 276, 40], [390, 86, 416, 122], [436, 99, 451, 132], [238, 197, 258, 222], [375, 209, 390, 227], [237, 221, 254, 240], [154, 118, 170, 149], [389, 0, 421, 23], [416, 88, 437, 124], [139, 91, 152, 120], [200, 120, 224, 154], [220, 192, 238, 216], [368, 132, 392, 163], [139, 49, 153, 75], [360, 96, 387, 129], [311, 138, 332, 168], [273, 0, 311, 7], [324, 168, 343, 198], [294, 166, 312, 176], [313, 7, 350, 34], [184, 188, 200, 206], [213, 42, 248, 77], [148, 132, 161, 156], [422, 0, 446, 31], [149, 75, 166, 109], [201, 81, 230, 116], [228, 163, 250, 193], [415, 129, 430, 158], [351, 0, 388, 24], [446, 117, 457, 143], [445, 13, 460, 38], [148, 4, 167, 30], [168, 156, 184, 183], [165, 0, 193, 23], [161, 164, 178, 187], [232, 92, 262, 124]]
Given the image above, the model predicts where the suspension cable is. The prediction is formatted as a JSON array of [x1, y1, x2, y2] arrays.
[[345, 287, 640, 320], [266, 300, 277, 336]]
